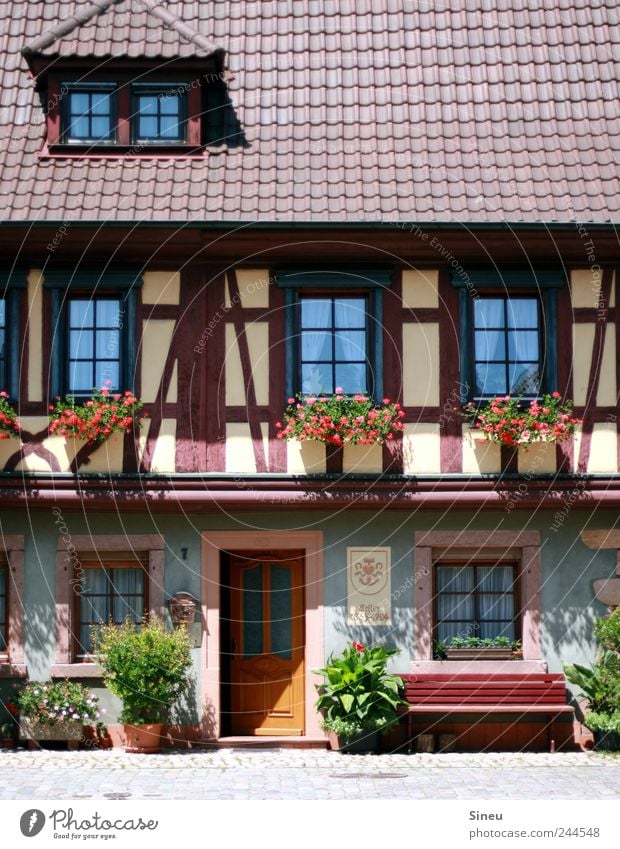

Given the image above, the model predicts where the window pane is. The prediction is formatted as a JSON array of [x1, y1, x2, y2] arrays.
[[138, 117, 158, 138], [139, 96, 158, 115], [0, 300, 5, 323], [110, 568, 143, 596], [82, 568, 108, 594], [91, 117, 111, 139], [335, 330, 366, 362], [301, 331, 331, 361], [478, 620, 515, 640], [436, 620, 469, 643], [95, 361, 119, 390], [474, 330, 505, 362], [70, 300, 94, 327], [301, 364, 332, 395], [69, 116, 90, 138], [436, 566, 474, 593], [508, 331, 539, 361], [69, 330, 93, 359], [335, 363, 366, 394], [475, 363, 506, 396], [477, 566, 514, 592], [509, 363, 540, 395], [69, 361, 93, 393], [334, 298, 366, 328], [70, 93, 90, 114], [91, 93, 111, 115], [270, 564, 292, 659], [242, 564, 263, 658], [160, 115, 181, 138], [97, 300, 122, 327], [95, 330, 120, 359], [112, 595, 143, 624], [474, 298, 504, 329], [436, 593, 474, 622], [160, 95, 180, 115], [479, 593, 514, 623], [507, 299, 538, 328], [301, 299, 331, 328]]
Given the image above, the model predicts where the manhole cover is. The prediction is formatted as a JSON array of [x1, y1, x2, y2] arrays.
[[103, 792, 132, 800], [330, 773, 406, 780]]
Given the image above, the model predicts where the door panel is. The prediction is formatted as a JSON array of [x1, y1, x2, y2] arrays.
[[229, 552, 305, 735]]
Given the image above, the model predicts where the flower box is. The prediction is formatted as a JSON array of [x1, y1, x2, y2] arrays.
[[19, 718, 84, 743], [445, 647, 517, 661]]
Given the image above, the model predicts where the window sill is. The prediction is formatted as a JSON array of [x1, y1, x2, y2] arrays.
[[50, 663, 104, 678], [43, 143, 207, 159], [0, 663, 28, 678]]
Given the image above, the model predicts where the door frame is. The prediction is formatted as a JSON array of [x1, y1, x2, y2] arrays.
[[200, 531, 324, 739]]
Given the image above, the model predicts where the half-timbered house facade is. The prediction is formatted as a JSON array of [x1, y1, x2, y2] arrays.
[[1, 1, 619, 749]]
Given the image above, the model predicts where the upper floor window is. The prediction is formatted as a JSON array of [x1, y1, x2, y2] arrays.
[[299, 295, 370, 395], [0, 562, 7, 657], [133, 85, 186, 143], [435, 562, 519, 643], [472, 296, 542, 399], [67, 297, 123, 395], [63, 84, 116, 144]]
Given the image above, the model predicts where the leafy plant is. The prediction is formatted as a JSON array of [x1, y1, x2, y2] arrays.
[[14, 680, 100, 727], [314, 642, 408, 738], [443, 635, 521, 650], [93, 617, 192, 725], [564, 650, 620, 715], [49, 384, 146, 444], [0, 391, 21, 439], [463, 392, 579, 448], [0, 722, 14, 738], [583, 711, 620, 734], [594, 608, 620, 654], [276, 391, 405, 446]]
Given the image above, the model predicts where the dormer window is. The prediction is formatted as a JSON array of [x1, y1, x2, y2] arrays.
[[132, 84, 187, 144], [63, 83, 116, 144]]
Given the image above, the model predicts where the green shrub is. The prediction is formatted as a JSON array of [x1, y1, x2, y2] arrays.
[[564, 651, 620, 715], [594, 608, 620, 654], [314, 642, 407, 738], [584, 711, 620, 734], [93, 617, 192, 725]]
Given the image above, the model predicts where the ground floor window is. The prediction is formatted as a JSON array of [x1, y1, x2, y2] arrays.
[[434, 561, 519, 643], [75, 559, 147, 659]]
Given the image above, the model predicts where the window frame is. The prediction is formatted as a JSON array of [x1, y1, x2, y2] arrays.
[[0, 272, 26, 399], [130, 82, 188, 145], [296, 291, 372, 397], [73, 559, 148, 662], [470, 292, 544, 401], [44, 269, 141, 399], [277, 268, 392, 401], [60, 82, 118, 145], [450, 268, 563, 405], [0, 561, 8, 660], [65, 294, 126, 398], [433, 559, 522, 645]]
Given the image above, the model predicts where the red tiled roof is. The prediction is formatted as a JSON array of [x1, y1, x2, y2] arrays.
[[1, 0, 619, 224]]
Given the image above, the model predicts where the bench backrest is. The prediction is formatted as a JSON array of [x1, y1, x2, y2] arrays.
[[400, 673, 569, 706]]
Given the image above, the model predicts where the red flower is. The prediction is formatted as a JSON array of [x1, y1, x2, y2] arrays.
[[352, 641, 365, 652], [6, 702, 18, 715]]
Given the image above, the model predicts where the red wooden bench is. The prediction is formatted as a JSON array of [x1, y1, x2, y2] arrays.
[[400, 673, 574, 753]]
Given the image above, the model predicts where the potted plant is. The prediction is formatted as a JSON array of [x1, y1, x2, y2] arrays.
[[436, 635, 522, 661], [0, 391, 21, 440], [49, 384, 146, 444], [0, 721, 16, 749], [276, 391, 405, 446], [463, 392, 579, 448], [564, 607, 620, 751], [93, 617, 192, 754], [15, 680, 100, 746], [314, 641, 408, 753]]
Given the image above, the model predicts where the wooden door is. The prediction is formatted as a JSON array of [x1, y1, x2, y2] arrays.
[[229, 552, 305, 735]]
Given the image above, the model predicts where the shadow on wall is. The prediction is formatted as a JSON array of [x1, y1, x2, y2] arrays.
[[331, 606, 415, 671]]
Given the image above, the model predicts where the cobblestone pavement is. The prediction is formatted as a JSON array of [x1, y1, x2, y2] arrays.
[[1, 749, 619, 800]]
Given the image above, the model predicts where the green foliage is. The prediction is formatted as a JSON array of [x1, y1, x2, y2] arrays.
[[15, 680, 100, 726], [564, 650, 620, 715], [314, 642, 408, 736], [443, 635, 521, 650], [584, 711, 620, 734], [594, 608, 620, 654], [93, 617, 192, 725], [0, 722, 14, 738]]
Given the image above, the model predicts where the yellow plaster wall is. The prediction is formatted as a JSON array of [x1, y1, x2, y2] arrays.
[[597, 325, 616, 406], [225, 423, 269, 473], [150, 418, 177, 472], [224, 270, 271, 309], [141, 319, 176, 402], [225, 322, 269, 406], [27, 269, 43, 402], [402, 423, 441, 474], [141, 271, 181, 305], [572, 324, 595, 405], [581, 422, 618, 473], [401, 269, 439, 309], [402, 324, 440, 406], [166, 362, 178, 404]]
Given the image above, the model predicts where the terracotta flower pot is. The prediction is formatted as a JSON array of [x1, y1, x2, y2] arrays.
[[327, 729, 379, 754], [123, 723, 163, 754]]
